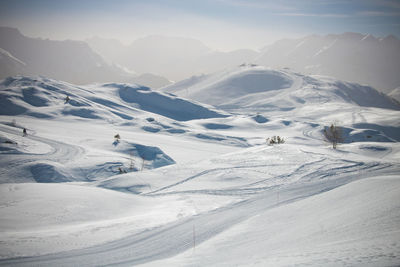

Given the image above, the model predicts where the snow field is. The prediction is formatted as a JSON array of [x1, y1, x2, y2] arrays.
[[0, 67, 399, 266], [147, 175, 400, 267]]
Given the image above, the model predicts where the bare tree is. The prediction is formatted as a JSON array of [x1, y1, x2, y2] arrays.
[[323, 123, 343, 149]]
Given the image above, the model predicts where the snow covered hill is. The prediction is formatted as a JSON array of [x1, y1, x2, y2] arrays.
[[0, 69, 399, 266], [256, 32, 400, 93], [0, 76, 227, 121], [163, 65, 400, 111]]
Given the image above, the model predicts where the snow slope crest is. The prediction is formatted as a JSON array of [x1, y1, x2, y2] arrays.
[[0, 76, 228, 121], [162, 66, 400, 111]]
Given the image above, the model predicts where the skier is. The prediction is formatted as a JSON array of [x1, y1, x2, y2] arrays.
[[22, 128, 27, 136], [64, 95, 70, 103]]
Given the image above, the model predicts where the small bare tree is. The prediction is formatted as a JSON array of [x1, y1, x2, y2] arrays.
[[323, 123, 343, 149]]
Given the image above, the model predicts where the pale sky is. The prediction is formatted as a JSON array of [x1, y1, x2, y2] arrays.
[[1, 0, 400, 51]]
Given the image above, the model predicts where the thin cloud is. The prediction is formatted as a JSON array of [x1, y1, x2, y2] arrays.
[[375, 0, 400, 9], [279, 12, 350, 18], [357, 11, 400, 17], [217, 0, 295, 11]]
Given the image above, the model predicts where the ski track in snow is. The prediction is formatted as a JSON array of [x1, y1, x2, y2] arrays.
[[1, 68, 400, 266], [0, 155, 397, 266], [0, 124, 84, 183]]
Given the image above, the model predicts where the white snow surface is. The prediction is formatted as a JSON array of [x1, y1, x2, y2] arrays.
[[0, 67, 399, 266], [389, 87, 400, 102], [162, 65, 399, 111]]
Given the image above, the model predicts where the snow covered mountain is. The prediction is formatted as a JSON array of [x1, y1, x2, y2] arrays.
[[389, 87, 400, 102], [163, 65, 400, 111], [0, 68, 399, 266], [256, 32, 400, 93], [87, 33, 400, 93], [0, 47, 27, 78], [86, 35, 259, 81], [0, 27, 170, 88]]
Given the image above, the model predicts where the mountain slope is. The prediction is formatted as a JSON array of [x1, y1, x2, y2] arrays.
[[162, 65, 400, 111], [86, 35, 259, 81], [0, 27, 171, 88], [256, 33, 400, 93], [0, 47, 27, 78], [0, 27, 133, 84], [389, 87, 400, 102], [0, 70, 399, 266], [0, 75, 227, 121]]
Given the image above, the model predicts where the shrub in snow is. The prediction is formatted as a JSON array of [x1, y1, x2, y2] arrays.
[[323, 123, 343, 149], [267, 136, 285, 145], [113, 134, 121, 146]]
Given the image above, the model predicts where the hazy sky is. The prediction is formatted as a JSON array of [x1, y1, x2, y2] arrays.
[[1, 0, 399, 51]]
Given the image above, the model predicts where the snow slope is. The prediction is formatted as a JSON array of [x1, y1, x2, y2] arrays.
[[148, 175, 400, 267], [389, 87, 400, 102], [0, 76, 227, 121], [162, 65, 400, 111], [0, 69, 399, 266], [256, 33, 400, 93]]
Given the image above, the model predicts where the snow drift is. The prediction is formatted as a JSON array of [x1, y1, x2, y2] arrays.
[[0, 76, 227, 121]]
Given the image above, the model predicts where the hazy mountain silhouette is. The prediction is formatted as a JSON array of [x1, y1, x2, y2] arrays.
[[86, 35, 259, 81], [3, 28, 398, 92], [87, 33, 400, 93], [0, 27, 170, 88], [256, 32, 400, 93]]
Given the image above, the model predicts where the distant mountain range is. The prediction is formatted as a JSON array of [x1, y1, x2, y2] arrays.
[[86, 35, 258, 82], [88, 32, 400, 93], [256, 32, 400, 94], [1, 27, 399, 94], [0, 27, 171, 88]]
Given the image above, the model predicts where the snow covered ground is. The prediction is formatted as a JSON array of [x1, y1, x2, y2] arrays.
[[0, 66, 399, 266]]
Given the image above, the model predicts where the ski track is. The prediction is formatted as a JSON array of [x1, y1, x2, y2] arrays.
[[1, 117, 398, 266], [0, 153, 397, 266], [1, 71, 400, 265], [0, 125, 84, 182]]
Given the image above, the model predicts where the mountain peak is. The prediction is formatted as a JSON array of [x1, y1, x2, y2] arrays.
[[0, 26, 22, 37]]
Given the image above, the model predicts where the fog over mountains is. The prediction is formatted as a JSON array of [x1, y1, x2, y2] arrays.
[[86, 35, 258, 82], [0, 27, 171, 88], [257, 32, 400, 94], [1, 27, 399, 95], [87, 32, 400, 95]]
